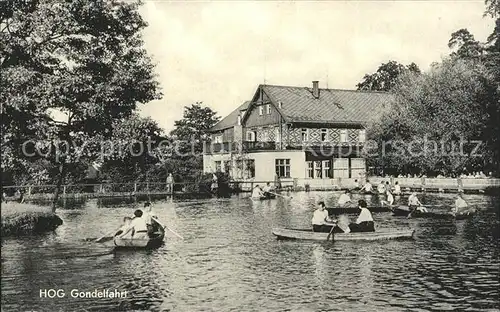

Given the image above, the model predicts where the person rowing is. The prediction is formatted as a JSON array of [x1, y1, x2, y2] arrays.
[[408, 192, 428, 213], [360, 180, 373, 193], [251, 184, 264, 199], [117, 209, 149, 239], [262, 182, 275, 197], [377, 181, 386, 194], [452, 193, 475, 216], [337, 190, 352, 207], [393, 181, 401, 195], [348, 200, 375, 232], [311, 201, 337, 232], [381, 190, 394, 207]]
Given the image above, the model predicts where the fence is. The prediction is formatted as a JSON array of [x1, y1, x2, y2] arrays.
[[3, 176, 500, 200]]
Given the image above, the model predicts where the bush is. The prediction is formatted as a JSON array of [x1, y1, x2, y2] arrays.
[[1, 202, 63, 236]]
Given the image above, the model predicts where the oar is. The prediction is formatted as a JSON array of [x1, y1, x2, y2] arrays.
[[151, 217, 184, 239], [269, 191, 292, 199], [326, 223, 336, 241], [94, 228, 119, 243]]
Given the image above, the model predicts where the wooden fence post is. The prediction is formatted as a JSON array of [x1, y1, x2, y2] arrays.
[[63, 185, 66, 197]]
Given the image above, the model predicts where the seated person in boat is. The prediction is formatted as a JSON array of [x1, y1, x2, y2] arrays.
[[115, 216, 133, 236], [143, 202, 160, 233], [118, 209, 149, 239], [452, 193, 474, 215], [251, 185, 264, 198], [312, 201, 336, 232], [349, 200, 375, 232], [381, 190, 394, 207], [408, 193, 428, 212], [360, 180, 373, 193], [262, 183, 275, 197], [393, 181, 401, 195], [337, 190, 352, 207], [353, 179, 361, 190], [377, 181, 386, 194]]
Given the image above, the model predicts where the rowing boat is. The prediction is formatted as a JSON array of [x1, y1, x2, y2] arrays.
[[251, 193, 276, 200], [114, 227, 165, 249], [272, 228, 415, 241], [392, 206, 475, 220], [327, 206, 392, 215]]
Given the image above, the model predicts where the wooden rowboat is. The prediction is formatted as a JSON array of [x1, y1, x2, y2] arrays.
[[114, 227, 165, 249], [272, 228, 415, 241], [392, 206, 475, 220]]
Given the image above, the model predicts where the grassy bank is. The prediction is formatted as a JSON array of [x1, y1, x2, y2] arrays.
[[1, 202, 63, 236]]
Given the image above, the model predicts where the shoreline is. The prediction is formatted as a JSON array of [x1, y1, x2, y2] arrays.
[[1, 202, 63, 236]]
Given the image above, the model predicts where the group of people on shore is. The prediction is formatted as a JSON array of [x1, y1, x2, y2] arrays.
[[114, 202, 162, 239]]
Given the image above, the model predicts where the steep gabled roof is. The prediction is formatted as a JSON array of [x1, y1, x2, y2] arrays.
[[261, 85, 393, 125], [210, 101, 250, 132]]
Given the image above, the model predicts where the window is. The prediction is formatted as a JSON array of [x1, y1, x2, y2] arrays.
[[223, 160, 231, 175], [340, 129, 348, 142], [213, 135, 222, 143], [306, 161, 314, 178], [259, 106, 264, 115], [275, 159, 291, 178], [359, 129, 366, 143], [245, 159, 255, 178], [321, 129, 328, 142], [246, 131, 256, 141], [301, 128, 309, 142], [215, 161, 222, 172], [278, 101, 282, 109], [314, 161, 322, 178], [266, 104, 271, 114], [322, 160, 331, 178], [237, 115, 241, 125]]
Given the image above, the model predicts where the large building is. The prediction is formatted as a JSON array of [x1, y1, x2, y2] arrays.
[[203, 81, 392, 187]]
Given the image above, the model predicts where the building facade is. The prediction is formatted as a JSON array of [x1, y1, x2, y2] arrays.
[[203, 81, 392, 187]]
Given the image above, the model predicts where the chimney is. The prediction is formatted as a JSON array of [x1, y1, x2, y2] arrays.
[[312, 81, 319, 99]]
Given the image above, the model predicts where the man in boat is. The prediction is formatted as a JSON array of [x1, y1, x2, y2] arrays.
[[452, 193, 473, 216], [360, 180, 373, 193], [353, 179, 361, 191], [337, 190, 352, 207], [381, 190, 394, 207], [143, 202, 160, 234], [408, 192, 428, 213], [251, 184, 264, 198], [393, 181, 401, 195], [377, 181, 386, 194], [262, 182, 275, 198], [349, 200, 375, 232], [312, 201, 336, 232], [118, 209, 149, 239]]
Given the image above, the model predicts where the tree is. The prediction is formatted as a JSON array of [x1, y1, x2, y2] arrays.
[[1, 0, 161, 210], [365, 59, 499, 176], [448, 29, 484, 59], [356, 61, 421, 91], [170, 102, 220, 155]]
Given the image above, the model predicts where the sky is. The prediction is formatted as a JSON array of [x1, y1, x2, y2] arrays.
[[137, 1, 495, 132]]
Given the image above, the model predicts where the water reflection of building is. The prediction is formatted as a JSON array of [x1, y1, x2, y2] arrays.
[[203, 81, 391, 186]]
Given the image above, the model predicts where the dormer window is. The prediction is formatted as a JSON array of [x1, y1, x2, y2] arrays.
[[301, 128, 309, 142], [237, 115, 241, 125], [278, 101, 282, 109], [266, 104, 271, 114], [259, 106, 263, 116]]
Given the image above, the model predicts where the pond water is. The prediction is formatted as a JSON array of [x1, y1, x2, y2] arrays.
[[1, 192, 499, 312]]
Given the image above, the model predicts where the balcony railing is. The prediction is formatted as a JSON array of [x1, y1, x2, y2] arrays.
[[242, 141, 276, 151]]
